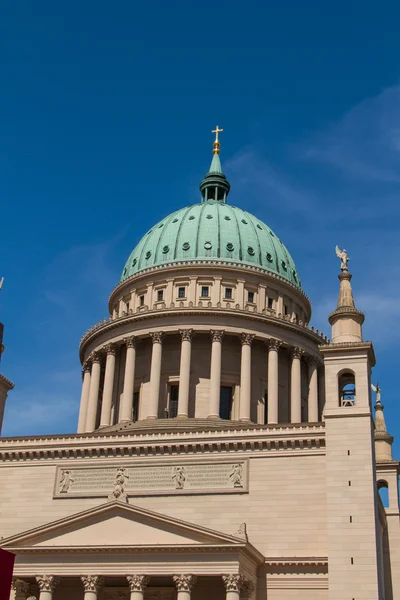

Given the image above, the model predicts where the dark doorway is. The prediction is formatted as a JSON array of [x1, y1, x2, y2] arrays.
[[169, 385, 179, 418], [220, 386, 233, 420]]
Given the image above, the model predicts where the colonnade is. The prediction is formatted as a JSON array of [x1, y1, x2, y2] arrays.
[[77, 330, 324, 433], [26, 573, 253, 600]]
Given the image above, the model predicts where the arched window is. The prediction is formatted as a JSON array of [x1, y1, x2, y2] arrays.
[[338, 371, 356, 407], [377, 480, 389, 508]]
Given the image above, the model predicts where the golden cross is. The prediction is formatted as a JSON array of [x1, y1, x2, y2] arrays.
[[212, 126, 223, 143]]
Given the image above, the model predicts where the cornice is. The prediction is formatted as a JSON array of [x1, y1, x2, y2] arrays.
[[319, 341, 375, 365], [0, 372, 14, 390], [0, 423, 325, 463], [80, 305, 329, 360]]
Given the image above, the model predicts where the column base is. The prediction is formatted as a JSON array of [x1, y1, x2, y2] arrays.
[[146, 415, 157, 420], [176, 414, 189, 419], [207, 414, 221, 419], [239, 418, 251, 423]]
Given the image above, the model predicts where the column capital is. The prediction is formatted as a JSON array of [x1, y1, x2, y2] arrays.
[[173, 575, 197, 592], [123, 335, 137, 349], [82, 360, 91, 372], [222, 574, 245, 592], [35, 576, 59, 593], [89, 351, 101, 364], [290, 346, 304, 360], [81, 576, 104, 593], [12, 579, 30, 595], [241, 580, 255, 599], [241, 333, 255, 346], [150, 332, 164, 344], [179, 329, 193, 342], [210, 329, 224, 343], [103, 342, 116, 356], [267, 338, 282, 351], [126, 575, 150, 592], [306, 354, 320, 367]]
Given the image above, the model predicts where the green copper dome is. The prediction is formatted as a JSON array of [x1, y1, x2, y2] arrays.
[[120, 139, 301, 289]]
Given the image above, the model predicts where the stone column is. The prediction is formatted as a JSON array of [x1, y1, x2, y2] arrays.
[[119, 336, 137, 422], [267, 339, 281, 424], [100, 343, 116, 427], [11, 578, 30, 600], [239, 333, 255, 422], [318, 364, 325, 420], [222, 574, 245, 600], [178, 329, 193, 418], [307, 356, 319, 423], [290, 346, 303, 423], [173, 575, 197, 600], [148, 332, 164, 419], [77, 361, 91, 433], [81, 576, 104, 600], [36, 576, 59, 600], [85, 351, 101, 432], [208, 330, 224, 418], [126, 575, 149, 600]]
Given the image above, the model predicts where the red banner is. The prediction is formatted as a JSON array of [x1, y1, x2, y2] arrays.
[[0, 548, 15, 600]]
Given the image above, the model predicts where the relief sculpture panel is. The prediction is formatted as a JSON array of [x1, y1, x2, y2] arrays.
[[54, 460, 248, 498]]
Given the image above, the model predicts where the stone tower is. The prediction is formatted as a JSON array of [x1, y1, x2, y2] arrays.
[[320, 253, 383, 599]]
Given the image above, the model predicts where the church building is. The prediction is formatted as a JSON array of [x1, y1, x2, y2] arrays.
[[1, 130, 399, 600]]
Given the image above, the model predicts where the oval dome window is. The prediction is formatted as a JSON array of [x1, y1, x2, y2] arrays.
[[247, 246, 255, 256], [204, 241, 212, 250], [182, 242, 190, 251], [145, 251, 151, 259], [266, 253, 273, 262], [226, 243, 234, 252], [281, 260, 287, 270], [162, 245, 169, 254], [131, 258, 137, 267]]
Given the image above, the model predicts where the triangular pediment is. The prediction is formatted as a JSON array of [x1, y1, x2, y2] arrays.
[[1, 501, 245, 550]]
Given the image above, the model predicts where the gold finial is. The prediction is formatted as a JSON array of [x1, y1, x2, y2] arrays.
[[212, 125, 223, 155]]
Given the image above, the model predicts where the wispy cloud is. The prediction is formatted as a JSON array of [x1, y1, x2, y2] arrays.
[[301, 85, 400, 184], [225, 148, 315, 213]]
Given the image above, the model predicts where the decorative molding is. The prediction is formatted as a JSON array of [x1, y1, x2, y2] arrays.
[[267, 338, 282, 352], [179, 329, 193, 342], [126, 575, 150, 592], [233, 522, 248, 541], [172, 574, 197, 592], [149, 332, 164, 344], [240, 333, 255, 346], [222, 574, 245, 592], [35, 576, 59, 592], [290, 346, 304, 360], [89, 351, 101, 364], [104, 343, 116, 356], [123, 335, 137, 349], [210, 329, 224, 343], [0, 423, 326, 463], [81, 575, 104, 592]]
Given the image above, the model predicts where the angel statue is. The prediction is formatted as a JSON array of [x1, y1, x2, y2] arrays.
[[335, 246, 350, 271], [371, 382, 381, 404]]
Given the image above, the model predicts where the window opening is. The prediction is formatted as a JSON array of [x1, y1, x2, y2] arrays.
[[267, 297, 274, 310], [178, 287, 186, 298], [248, 291, 254, 303], [225, 288, 233, 299], [201, 286, 209, 298], [157, 290, 164, 302], [339, 372, 356, 406], [139, 295, 145, 306]]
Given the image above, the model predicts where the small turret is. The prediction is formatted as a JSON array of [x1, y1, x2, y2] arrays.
[[328, 247, 365, 343], [373, 384, 394, 462]]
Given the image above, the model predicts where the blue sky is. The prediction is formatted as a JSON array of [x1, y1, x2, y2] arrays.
[[1, 1, 400, 454]]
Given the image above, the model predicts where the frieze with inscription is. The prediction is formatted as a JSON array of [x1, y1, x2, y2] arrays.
[[54, 460, 248, 498]]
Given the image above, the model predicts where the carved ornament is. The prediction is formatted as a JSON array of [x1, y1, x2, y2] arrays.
[[150, 332, 164, 344], [35, 576, 59, 592], [81, 576, 104, 592], [267, 338, 282, 352], [104, 343, 116, 356], [221, 574, 245, 592], [126, 575, 150, 592], [172, 575, 197, 592], [240, 333, 255, 346], [291, 346, 304, 360], [123, 336, 137, 349], [12, 579, 30, 595], [89, 351, 101, 364], [210, 329, 224, 343], [179, 329, 193, 342]]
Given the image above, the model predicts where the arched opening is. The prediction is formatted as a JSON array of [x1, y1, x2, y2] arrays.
[[338, 371, 356, 407], [377, 480, 390, 508]]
